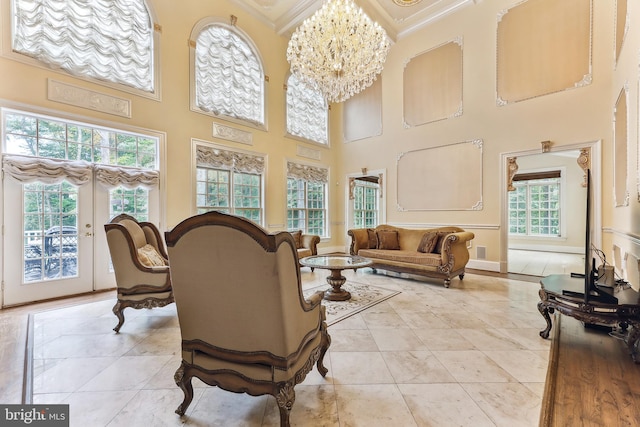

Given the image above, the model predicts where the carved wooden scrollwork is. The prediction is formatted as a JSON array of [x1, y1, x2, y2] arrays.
[[577, 148, 590, 187], [507, 157, 519, 191]]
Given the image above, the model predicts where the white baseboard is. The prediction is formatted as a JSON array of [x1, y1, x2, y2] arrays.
[[467, 259, 501, 272]]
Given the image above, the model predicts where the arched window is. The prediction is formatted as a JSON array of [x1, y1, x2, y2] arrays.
[[11, 0, 156, 94], [286, 74, 328, 145], [190, 19, 265, 127]]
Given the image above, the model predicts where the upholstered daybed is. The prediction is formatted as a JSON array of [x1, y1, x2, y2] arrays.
[[347, 225, 474, 287]]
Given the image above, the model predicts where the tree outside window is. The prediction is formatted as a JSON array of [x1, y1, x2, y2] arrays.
[[287, 178, 326, 236]]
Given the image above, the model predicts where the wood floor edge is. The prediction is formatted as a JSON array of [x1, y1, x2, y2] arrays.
[[539, 312, 561, 427]]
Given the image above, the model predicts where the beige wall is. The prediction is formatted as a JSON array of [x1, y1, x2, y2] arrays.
[[1, 0, 639, 278], [341, 0, 618, 271]]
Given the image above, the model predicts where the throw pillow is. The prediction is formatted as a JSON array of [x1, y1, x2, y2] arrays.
[[417, 232, 439, 253], [432, 233, 449, 254], [366, 228, 378, 249], [377, 230, 400, 250], [291, 230, 303, 249], [137, 244, 166, 267]]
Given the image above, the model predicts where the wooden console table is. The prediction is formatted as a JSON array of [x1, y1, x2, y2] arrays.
[[538, 274, 640, 363]]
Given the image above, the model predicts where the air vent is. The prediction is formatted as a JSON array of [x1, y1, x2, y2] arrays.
[[476, 246, 486, 260]]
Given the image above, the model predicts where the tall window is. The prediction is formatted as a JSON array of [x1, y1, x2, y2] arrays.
[[509, 176, 561, 236], [353, 179, 379, 228], [110, 188, 149, 221], [286, 162, 328, 236], [12, 0, 156, 93], [191, 20, 265, 127], [286, 74, 328, 144], [195, 144, 264, 225]]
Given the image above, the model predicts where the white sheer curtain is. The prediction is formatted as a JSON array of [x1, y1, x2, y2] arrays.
[[2, 155, 159, 190], [2, 155, 92, 185], [12, 0, 154, 92], [194, 24, 264, 126], [196, 145, 264, 175], [286, 74, 328, 144], [287, 162, 328, 183]]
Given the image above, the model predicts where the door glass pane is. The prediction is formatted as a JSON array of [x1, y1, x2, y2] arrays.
[[23, 181, 79, 282]]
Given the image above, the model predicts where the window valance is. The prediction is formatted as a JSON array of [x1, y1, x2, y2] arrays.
[[2, 155, 92, 185], [95, 164, 159, 190], [287, 162, 328, 183], [196, 145, 265, 175], [2, 155, 159, 189]]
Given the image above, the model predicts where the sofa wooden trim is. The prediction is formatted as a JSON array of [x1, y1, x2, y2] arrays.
[[348, 225, 474, 287]]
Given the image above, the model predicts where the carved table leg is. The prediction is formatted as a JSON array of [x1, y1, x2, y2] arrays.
[[324, 269, 350, 301], [538, 301, 553, 339]]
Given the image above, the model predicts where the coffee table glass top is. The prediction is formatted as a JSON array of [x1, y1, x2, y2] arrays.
[[299, 254, 372, 270]]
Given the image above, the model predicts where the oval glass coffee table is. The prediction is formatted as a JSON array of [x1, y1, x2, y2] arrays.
[[300, 254, 372, 301]]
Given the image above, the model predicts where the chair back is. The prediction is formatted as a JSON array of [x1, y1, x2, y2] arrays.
[[165, 211, 319, 360]]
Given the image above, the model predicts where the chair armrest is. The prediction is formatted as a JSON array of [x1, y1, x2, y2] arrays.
[[347, 229, 369, 255], [304, 290, 325, 309], [300, 234, 320, 255]]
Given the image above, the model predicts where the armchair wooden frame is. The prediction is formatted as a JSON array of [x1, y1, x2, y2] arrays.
[[104, 214, 174, 333], [165, 211, 331, 427]]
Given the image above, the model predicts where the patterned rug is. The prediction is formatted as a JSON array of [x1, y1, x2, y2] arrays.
[[303, 281, 400, 326]]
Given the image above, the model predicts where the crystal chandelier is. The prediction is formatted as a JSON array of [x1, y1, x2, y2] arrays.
[[286, 0, 390, 103]]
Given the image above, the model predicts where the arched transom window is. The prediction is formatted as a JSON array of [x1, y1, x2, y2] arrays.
[[12, 0, 156, 93], [192, 20, 265, 127]]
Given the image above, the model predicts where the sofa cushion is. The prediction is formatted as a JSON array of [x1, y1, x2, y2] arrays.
[[433, 232, 448, 254], [367, 228, 378, 249], [291, 230, 302, 249], [297, 248, 312, 258], [358, 249, 442, 267], [417, 232, 439, 253], [138, 244, 166, 267], [377, 230, 400, 250]]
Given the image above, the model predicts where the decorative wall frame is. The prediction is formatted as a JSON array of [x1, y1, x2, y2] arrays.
[[614, 84, 629, 207], [212, 122, 253, 145], [397, 139, 482, 211], [343, 77, 383, 142], [47, 79, 131, 118], [403, 38, 463, 127], [615, 0, 629, 67], [496, 0, 592, 105]]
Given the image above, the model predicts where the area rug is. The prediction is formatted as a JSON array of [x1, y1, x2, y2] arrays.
[[304, 281, 400, 326]]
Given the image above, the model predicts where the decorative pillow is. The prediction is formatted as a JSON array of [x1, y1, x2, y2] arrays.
[[432, 233, 449, 254], [137, 244, 166, 267], [376, 230, 400, 250], [366, 228, 378, 249], [291, 230, 303, 249], [417, 232, 439, 253]]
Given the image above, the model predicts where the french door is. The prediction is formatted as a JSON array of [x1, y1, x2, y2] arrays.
[[3, 177, 94, 306]]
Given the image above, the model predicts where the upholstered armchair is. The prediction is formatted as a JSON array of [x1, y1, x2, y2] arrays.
[[165, 211, 331, 427], [104, 214, 173, 333], [290, 230, 320, 270]]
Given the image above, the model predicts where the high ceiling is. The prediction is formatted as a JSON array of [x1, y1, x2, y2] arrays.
[[230, 0, 478, 41]]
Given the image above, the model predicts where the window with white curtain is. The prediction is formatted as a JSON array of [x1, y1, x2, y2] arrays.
[[286, 162, 328, 236], [11, 0, 156, 93], [192, 21, 265, 127], [195, 144, 265, 225], [286, 74, 328, 145]]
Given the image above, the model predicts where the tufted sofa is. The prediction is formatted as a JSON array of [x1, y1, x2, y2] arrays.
[[347, 225, 475, 287]]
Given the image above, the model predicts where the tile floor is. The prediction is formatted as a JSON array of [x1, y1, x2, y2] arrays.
[[30, 269, 549, 427], [508, 249, 584, 277]]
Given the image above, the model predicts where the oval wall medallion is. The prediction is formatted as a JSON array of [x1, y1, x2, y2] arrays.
[[393, 0, 423, 6]]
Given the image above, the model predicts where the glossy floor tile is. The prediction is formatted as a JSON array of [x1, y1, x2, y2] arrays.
[[26, 269, 548, 426]]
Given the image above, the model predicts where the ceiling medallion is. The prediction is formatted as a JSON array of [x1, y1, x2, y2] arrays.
[[393, 0, 423, 6], [287, 0, 390, 103]]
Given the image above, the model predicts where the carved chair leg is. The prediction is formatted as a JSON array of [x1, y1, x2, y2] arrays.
[[459, 273, 465, 280], [444, 278, 451, 288], [174, 361, 194, 416], [112, 300, 125, 333], [275, 382, 295, 427], [316, 323, 331, 377]]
